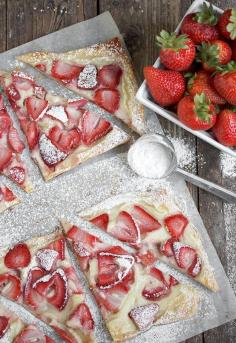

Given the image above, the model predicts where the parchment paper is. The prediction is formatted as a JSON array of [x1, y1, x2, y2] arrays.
[[0, 11, 235, 343]]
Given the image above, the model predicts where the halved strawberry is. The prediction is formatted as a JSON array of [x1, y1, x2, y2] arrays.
[[0, 111, 12, 134], [52, 326, 75, 343], [14, 325, 46, 343], [35, 63, 47, 72], [20, 119, 39, 150], [150, 267, 168, 287], [33, 269, 68, 310], [110, 211, 140, 245], [9, 166, 25, 185], [98, 64, 122, 88], [67, 303, 94, 331], [8, 127, 25, 153], [66, 225, 100, 246], [90, 213, 109, 230], [47, 238, 65, 260], [4, 243, 31, 269], [94, 88, 120, 113], [65, 100, 86, 128], [129, 304, 159, 331], [142, 285, 170, 301], [0, 146, 12, 171], [25, 96, 48, 120], [5, 84, 20, 102], [96, 250, 134, 289], [2, 186, 16, 202], [164, 213, 189, 239], [0, 316, 9, 338], [58, 129, 81, 153], [34, 85, 47, 99], [93, 284, 128, 313], [188, 254, 202, 277], [81, 110, 112, 146], [51, 60, 81, 80], [131, 205, 161, 234], [24, 267, 45, 308], [0, 273, 21, 300], [159, 237, 178, 257], [172, 242, 200, 276]]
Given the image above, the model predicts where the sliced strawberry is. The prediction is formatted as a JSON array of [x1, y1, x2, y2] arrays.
[[65, 100, 87, 127], [169, 275, 179, 287], [66, 225, 100, 246], [77, 64, 97, 89], [52, 326, 76, 343], [129, 304, 159, 331], [81, 110, 112, 146], [67, 303, 94, 331], [64, 267, 83, 295], [36, 249, 58, 272], [14, 325, 46, 343], [8, 127, 25, 153], [90, 213, 109, 230], [51, 60, 81, 80], [46, 336, 56, 343], [4, 243, 31, 269], [0, 146, 12, 171], [34, 85, 47, 99], [93, 284, 128, 313], [59, 129, 81, 152], [0, 95, 4, 110], [33, 269, 68, 310], [150, 267, 168, 287], [47, 238, 65, 260], [188, 254, 202, 277], [2, 186, 16, 202], [48, 126, 62, 145], [94, 88, 120, 113], [5, 84, 20, 102], [164, 213, 189, 239], [0, 273, 21, 300], [142, 285, 169, 301], [35, 63, 47, 72], [9, 166, 25, 185], [96, 250, 134, 289], [20, 119, 39, 150], [98, 64, 122, 88], [0, 111, 12, 134], [0, 316, 9, 338], [25, 96, 48, 120], [110, 211, 140, 245], [137, 250, 156, 266], [173, 242, 198, 274], [131, 205, 161, 234], [24, 267, 45, 308], [12, 71, 34, 83], [159, 237, 178, 257]]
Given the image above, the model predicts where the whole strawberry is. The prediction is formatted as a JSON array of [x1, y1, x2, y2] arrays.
[[144, 66, 185, 107], [197, 40, 232, 72], [187, 70, 225, 105], [177, 93, 217, 130], [213, 61, 236, 105], [218, 9, 236, 40], [212, 109, 236, 146], [180, 2, 219, 44], [156, 30, 195, 71]]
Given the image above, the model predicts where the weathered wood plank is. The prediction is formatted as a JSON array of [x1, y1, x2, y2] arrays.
[[0, 0, 6, 53]]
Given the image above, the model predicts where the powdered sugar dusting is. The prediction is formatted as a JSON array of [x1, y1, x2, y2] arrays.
[[36, 248, 58, 271], [220, 152, 236, 178], [129, 304, 159, 330], [46, 105, 68, 123], [77, 64, 97, 89], [39, 134, 67, 165]]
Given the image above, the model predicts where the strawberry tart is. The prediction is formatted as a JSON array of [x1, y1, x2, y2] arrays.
[[17, 37, 145, 135], [0, 70, 130, 181]]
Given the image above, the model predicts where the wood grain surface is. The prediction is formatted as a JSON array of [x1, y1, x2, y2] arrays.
[[3, 1, 236, 342]]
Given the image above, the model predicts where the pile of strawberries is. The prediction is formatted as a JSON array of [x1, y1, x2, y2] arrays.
[[144, 3, 236, 147]]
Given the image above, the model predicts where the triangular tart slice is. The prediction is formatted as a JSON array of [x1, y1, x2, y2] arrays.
[[0, 229, 95, 342], [17, 37, 145, 135], [0, 93, 32, 192], [0, 70, 130, 181], [0, 303, 56, 342], [62, 221, 199, 342], [78, 191, 219, 292], [0, 182, 20, 213]]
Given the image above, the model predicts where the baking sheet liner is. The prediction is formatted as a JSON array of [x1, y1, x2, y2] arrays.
[[0, 11, 235, 343]]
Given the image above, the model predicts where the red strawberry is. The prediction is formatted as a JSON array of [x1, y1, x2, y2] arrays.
[[66, 225, 99, 247], [142, 284, 169, 301], [218, 9, 236, 40], [188, 255, 202, 277], [0, 316, 8, 338], [65, 99, 86, 128], [177, 94, 217, 130], [169, 275, 179, 287], [90, 213, 109, 230], [52, 326, 75, 343], [94, 283, 129, 313], [197, 40, 232, 72], [9, 166, 25, 185], [48, 126, 81, 153], [20, 120, 39, 150], [173, 242, 201, 277], [0, 273, 21, 300], [110, 211, 140, 245], [128, 304, 159, 331], [94, 88, 120, 113], [213, 61, 236, 105], [131, 205, 161, 234], [48, 238, 65, 260], [180, 2, 219, 44], [212, 109, 236, 146], [150, 267, 169, 286], [14, 325, 47, 343], [24, 267, 45, 308], [187, 70, 225, 105], [46, 337, 56, 343], [0, 95, 3, 110], [51, 60, 81, 80], [64, 267, 83, 295], [2, 186, 16, 202], [144, 66, 185, 107], [67, 303, 94, 331], [8, 127, 25, 153], [35, 63, 47, 72], [156, 30, 195, 71], [97, 250, 134, 289], [159, 237, 178, 257], [98, 64, 122, 88], [25, 96, 48, 120], [0, 111, 12, 133], [0, 146, 12, 171], [164, 213, 189, 239], [4, 243, 31, 269], [5, 84, 20, 102], [34, 85, 47, 99], [137, 250, 156, 266], [81, 110, 112, 145]]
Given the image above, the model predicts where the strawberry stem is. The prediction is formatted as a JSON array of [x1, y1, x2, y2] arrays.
[[156, 30, 189, 51], [216, 61, 236, 75], [227, 8, 236, 40], [194, 2, 218, 26], [197, 42, 219, 68], [194, 93, 213, 123]]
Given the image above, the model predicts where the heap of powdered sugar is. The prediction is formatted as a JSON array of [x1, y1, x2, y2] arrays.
[[39, 134, 67, 165], [77, 64, 97, 89]]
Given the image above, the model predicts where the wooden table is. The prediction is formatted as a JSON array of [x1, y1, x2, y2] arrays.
[[1, 1, 235, 342]]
